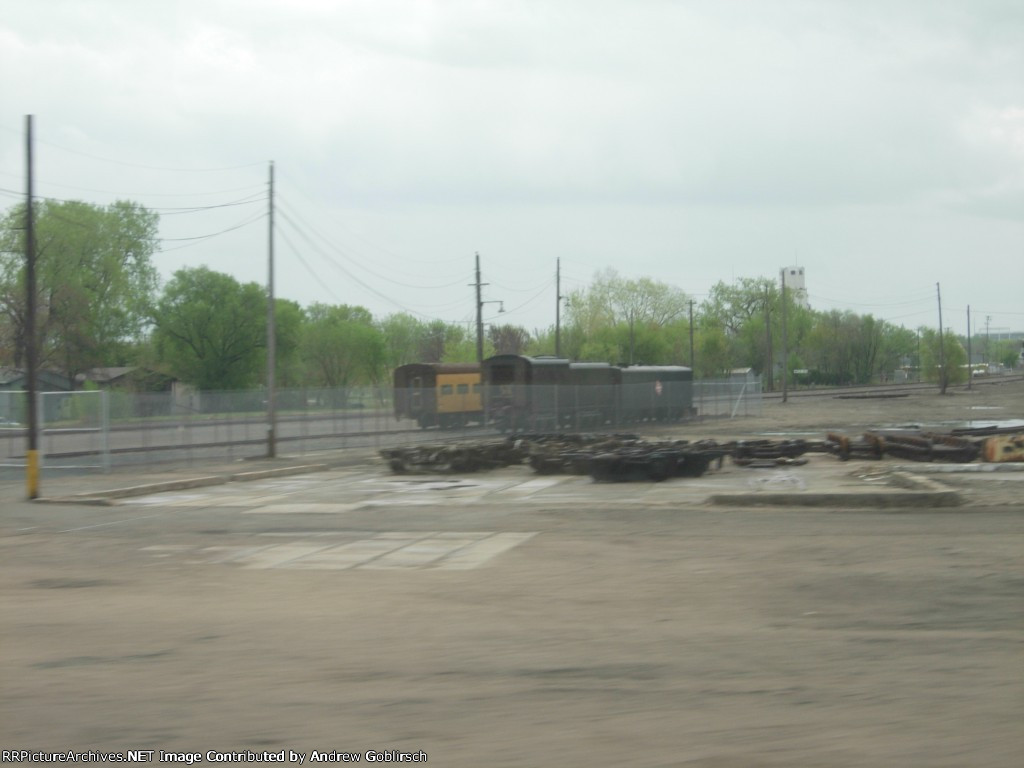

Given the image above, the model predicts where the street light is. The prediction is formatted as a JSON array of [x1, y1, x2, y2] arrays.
[[477, 299, 504, 362]]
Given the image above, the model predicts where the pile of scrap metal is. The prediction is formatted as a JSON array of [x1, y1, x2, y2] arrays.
[[527, 436, 730, 482], [522, 433, 643, 475], [380, 439, 528, 474], [586, 440, 731, 482], [380, 433, 732, 480], [951, 425, 1024, 463], [824, 430, 982, 463], [731, 439, 815, 468], [381, 429, 1023, 477], [380, 433, 642, 474], [981, 433, 1024, 462]]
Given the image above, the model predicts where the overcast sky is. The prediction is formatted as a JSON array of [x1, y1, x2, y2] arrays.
[[2, 0, 1022, 337]]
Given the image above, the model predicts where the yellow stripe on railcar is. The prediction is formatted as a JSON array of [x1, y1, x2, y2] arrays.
[[436, 372, 482, 416]]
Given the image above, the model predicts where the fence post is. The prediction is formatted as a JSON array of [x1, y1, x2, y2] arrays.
[[101, 390, 110, 473]]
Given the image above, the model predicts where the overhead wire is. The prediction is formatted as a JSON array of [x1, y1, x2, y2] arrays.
[[275, 198, 472, 291], [277, 227, 342, 304], [32, 180, 267, 201], [153, 192, 267, 215], [159, 211, 266, 243], [273, 209, 457, 320], [36, 137, 265, 173], [275, 167, 470, 268]]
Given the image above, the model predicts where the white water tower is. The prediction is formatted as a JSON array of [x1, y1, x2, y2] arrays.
[[782, 266, 809, 308]]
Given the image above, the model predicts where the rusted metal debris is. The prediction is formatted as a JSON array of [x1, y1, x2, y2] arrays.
[[380, 439, 527, 474], [732, 439, 816, 466], [825, 430, 980, 463], [380, 434, 731, 480], [982, 434, 1024, 462], [587, 441, 730, 482], [381, 427, 1017, 478]]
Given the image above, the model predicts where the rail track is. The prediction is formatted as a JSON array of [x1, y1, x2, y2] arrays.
[[761, 374, 1023, 402]]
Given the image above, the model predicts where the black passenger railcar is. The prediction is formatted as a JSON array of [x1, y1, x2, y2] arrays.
[[618, 365, 694, 422], [481, 355, 693, 431], [481, 354, 570, 431]]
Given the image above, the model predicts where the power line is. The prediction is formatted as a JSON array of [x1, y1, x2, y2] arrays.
[[33, 179, 266, 200], [277, 227, 342, 304], [159, 211, 266, 243], [275, 201, 471, 292], [275, 168, 469, 268], [274, 212, 458, 319], [0, 184, 265, 214], [805, 292, 935, 309], [153, 192, 267, 215], [35, 137, 265, 173]]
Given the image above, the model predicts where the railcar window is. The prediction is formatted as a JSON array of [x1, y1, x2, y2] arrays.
[[457, 384, 469, 394], [440, 384, 454, 395], [472, 384, 481, 393]]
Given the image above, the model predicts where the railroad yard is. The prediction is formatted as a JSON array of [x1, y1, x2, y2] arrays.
[[1, 377, 1021, 766]]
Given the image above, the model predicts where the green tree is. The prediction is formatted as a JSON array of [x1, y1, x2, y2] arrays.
[[566, 268, 690, 364], [991, 339, 1023, 370], [878, 324, 918, 381], [378, 313, 426, 372], [301, 303, 385, 390], [0, 199, 159, 382], [919, 328, 968, 391], [442, 323, 478, 363], [487, 324, 531, 355], [693, 322, 732, 378], [151, 266, 266, 390], [272, 298, 305, 389], [701, 277, 778, 381], [804, 310, 859, 384]]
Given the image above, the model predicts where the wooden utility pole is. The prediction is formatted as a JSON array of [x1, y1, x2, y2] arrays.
[[474, 252, 485, 363], [967, 305, 972, 391], [688, 300, 695, 370], [266, 161, 276, 458], [780, 269, 788, 403], [25, 115, 39, 499], [937, 282, 947, 394], [555, 258, 562, 358], [764, 287, 772, 392]]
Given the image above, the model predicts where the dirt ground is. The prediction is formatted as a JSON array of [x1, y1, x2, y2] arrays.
[[694, 376, 1024, 437], [1, 378, 1021, 767]]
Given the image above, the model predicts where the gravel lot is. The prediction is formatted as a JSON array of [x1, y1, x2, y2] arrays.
[[1, 378, 1021, 767]]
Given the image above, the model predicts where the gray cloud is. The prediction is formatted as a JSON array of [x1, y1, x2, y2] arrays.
[[2, 0, 1021, 334]]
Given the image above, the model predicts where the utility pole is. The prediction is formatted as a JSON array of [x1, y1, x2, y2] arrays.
[[25, 115, 39, 499], [266, 161, 276, 459], [985, 315, 991, 364], [937, 282, 946, 394], [474, 252, 485, 363], [555, 257, 562, 358], [688, 300, 695, 370], [764, 287, 772, 392], [780, 269, 788, 403], [967, 305, 972, 391]]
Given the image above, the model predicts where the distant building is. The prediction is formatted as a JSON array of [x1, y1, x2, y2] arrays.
[[75, 366, 176, 393], [0, 368, 75, 423], [781, 266, 809, 308]]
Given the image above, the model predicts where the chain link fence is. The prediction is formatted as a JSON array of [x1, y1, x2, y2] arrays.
[[0, 377, 761, 475]]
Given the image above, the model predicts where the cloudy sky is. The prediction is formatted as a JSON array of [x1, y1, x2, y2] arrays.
[[2, 0, 1022, 337]]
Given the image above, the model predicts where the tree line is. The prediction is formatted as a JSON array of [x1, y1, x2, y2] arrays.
[[1, 200, 1017, 392]]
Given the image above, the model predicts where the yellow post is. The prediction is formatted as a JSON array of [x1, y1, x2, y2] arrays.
[[26, 449, 39, 499]]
